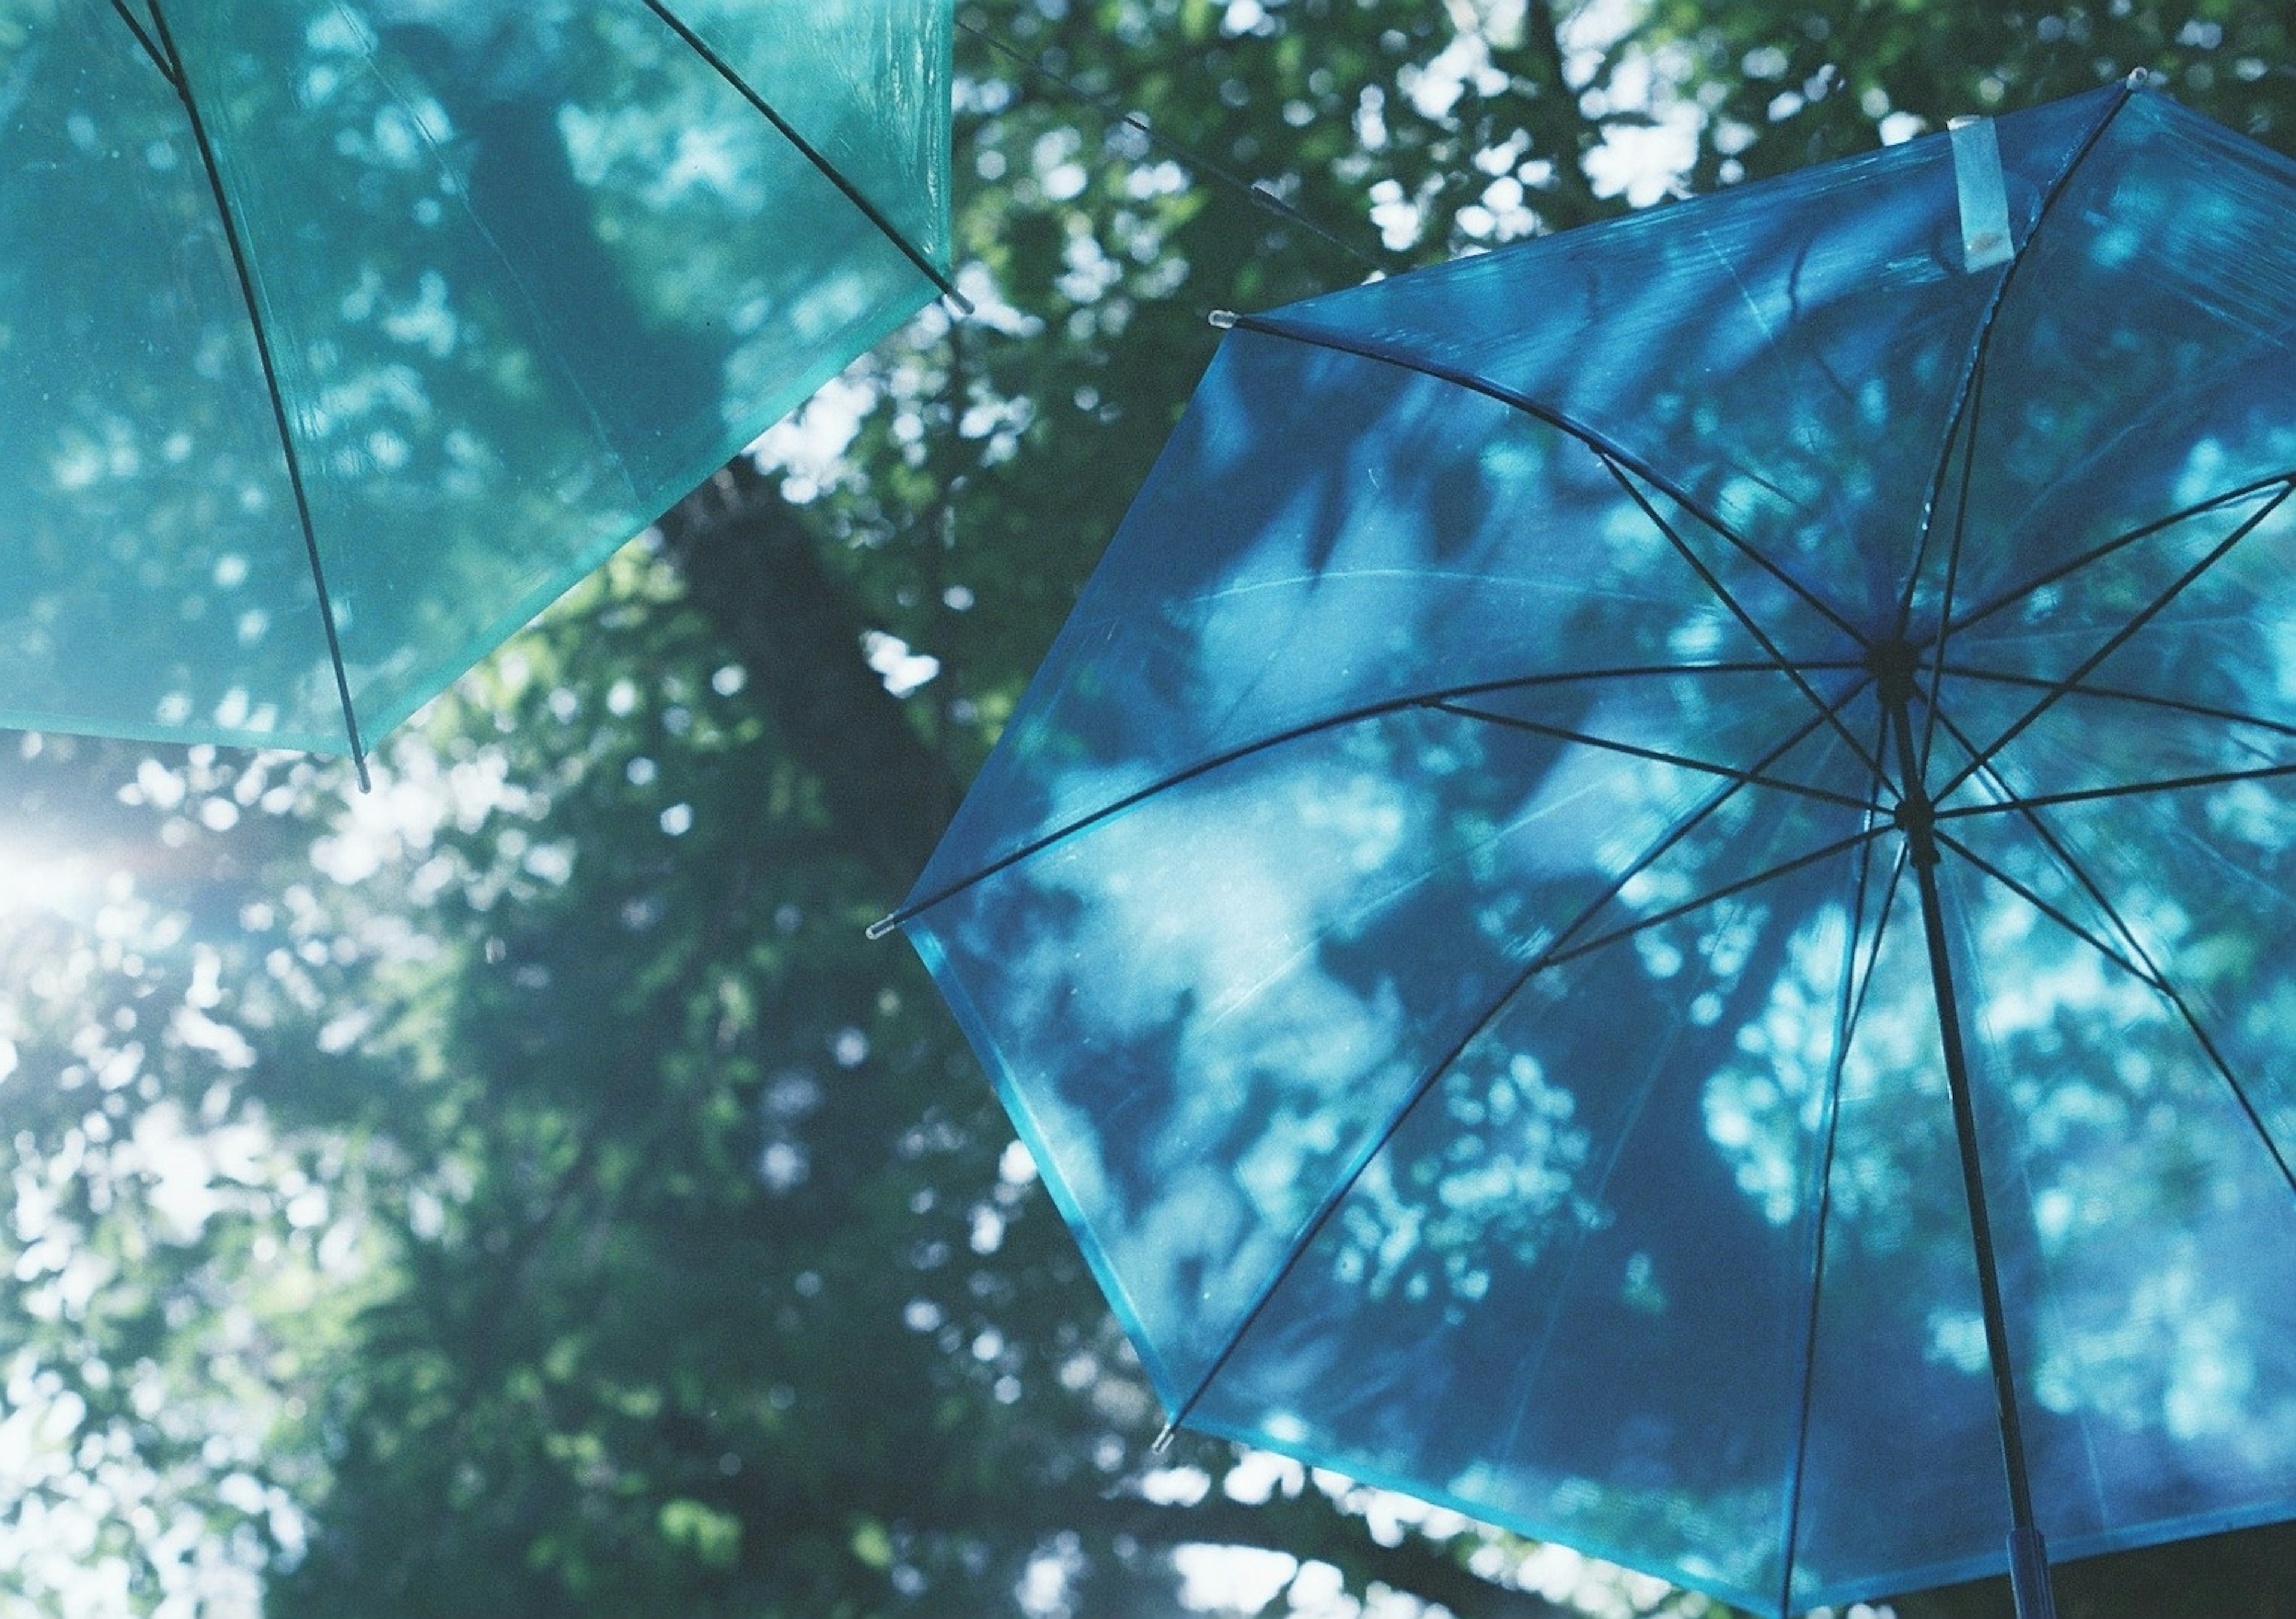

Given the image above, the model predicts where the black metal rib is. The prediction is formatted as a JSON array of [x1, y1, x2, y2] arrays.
[[637, 0, 969, 313], [1925, 706, 2296, 1200], [955, 17, 1390, 276], [1939, 469, 2296, 645], [145, 1, 369, 787], [1605, 461, 1892, 785], [1897, 82, 2134, 634], [1430, 696, 1874, 811], [1936, 664, 2296, 745], [1150, 720, 1877, 1443], [1778, 814, 1905, 1619], [1940, 760, 2296, 819], [874, 658, 1859, 935], [1230, 311, 1871, 649], [1936, 482, 2295, 803], [108, 0, 179, 86]]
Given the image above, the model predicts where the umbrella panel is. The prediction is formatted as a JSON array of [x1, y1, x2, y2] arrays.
[[1185, 796, 1887, 1614], [181, 0, 945, 744], [1255, 89, 2120, 633], [0, 0, 948, 753], [910, 334, 1856, 908], [0, 5, 335, 746], [1941, 91, 2296, 624], [675, 0, 952, 269], [911, 680, 1867, 1403], [1944, 487, 2296, 749]]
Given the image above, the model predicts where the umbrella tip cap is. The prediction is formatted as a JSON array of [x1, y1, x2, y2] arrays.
[[1208, 309, 1238, 329], [1150, 1423, 1178, 1454], [865, 914, 900, 941]]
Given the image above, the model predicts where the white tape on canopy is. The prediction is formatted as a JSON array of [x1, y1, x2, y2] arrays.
[[1950, 114, 2014, 272]]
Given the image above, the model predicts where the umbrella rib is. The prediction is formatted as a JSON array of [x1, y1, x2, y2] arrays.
[[1228, 312, 1870, 647], [1925, 707, 2296, 1199], [1940, 466, 2296, 643], [874, 659, 1855, 934], [1778, 818, 1906, 1619], [635, 0, 970, 313], [1939, 759, 2296, 818], [1897, 81, 2135, 634], [1935, 481, 2296, 803], [1428, 697, 1875, 811], [1934, 664, 2296, 744], [144, 2, 369, 789], [1150, 732, 1870, 1444], [1604, 462, 1894, 786], [106, 0, 179, 88]]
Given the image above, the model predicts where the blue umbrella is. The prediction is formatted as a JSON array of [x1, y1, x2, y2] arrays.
[[1, 1, 952, 780], [884, 79, 2296, 1617]]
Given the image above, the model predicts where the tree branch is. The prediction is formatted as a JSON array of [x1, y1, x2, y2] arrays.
[[656, 463, 960, 897]]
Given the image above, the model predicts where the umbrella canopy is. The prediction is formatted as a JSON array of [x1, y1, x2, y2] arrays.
[[889, 80, 2296, 1616], [0, 0, 951, 771]]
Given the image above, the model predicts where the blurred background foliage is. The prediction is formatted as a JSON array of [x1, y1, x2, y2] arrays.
[[2, 0, 2294, 1615]]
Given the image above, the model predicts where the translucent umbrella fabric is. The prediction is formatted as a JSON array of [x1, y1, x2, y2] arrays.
[[892, 83, 2296, 1614], [0, 0, 950, 764]]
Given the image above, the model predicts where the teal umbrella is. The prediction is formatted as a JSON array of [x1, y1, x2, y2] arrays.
[[888, 81, 2296, 1618], [1, 0, 952, 780]]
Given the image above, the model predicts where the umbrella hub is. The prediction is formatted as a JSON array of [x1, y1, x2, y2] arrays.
[[1867, 637, 1943, 867], [1891, 791, 1941, 868]]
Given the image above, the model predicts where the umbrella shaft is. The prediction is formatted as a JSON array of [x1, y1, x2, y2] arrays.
[[1886, 692, 2057, 1619], [1907, 838, 2036, 1529]]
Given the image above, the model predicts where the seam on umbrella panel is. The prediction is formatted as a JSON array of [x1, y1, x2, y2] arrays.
[[1931, 664, 2296, 747], [1427, 695, 1877, 812], [1942, 760, 2296, 818]]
